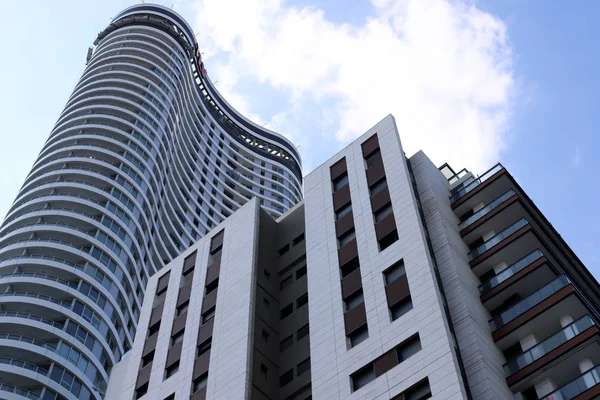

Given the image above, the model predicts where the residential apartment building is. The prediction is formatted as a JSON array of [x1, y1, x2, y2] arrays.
[[104, 113, 600, 400]]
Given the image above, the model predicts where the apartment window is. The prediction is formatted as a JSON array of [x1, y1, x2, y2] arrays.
[[296, 293, 308, 308], [197, 339, 212, 357], [405, 378, 432, 400], [333, 173, 349, 191], [135, 383, 148, 399], [202, 307, 215, 323], [141, 350, 154, 367], [280, 275, 292, 290], [340, 258, 360, 278], [397, 334, 422, 362], [163, 394, 175, 400], [148, 321, 160, 337], [293, 233, 305, 246], [365, 149, 382, 168], [280, 335, 293, 351], [384, 260, 406, 284], [296, 265, 307, 279], [351, 364, 375, 391], [171, 330, 184, 346], [192, 372, 208, 393], [374, 203, 394, 223], [338, 229, 356, 247], [378, 229, 399, 251], [279, 369, 294, 388], [348, 324, 369, 347], [165, 361, 179, 378], [344, 290, 364, 312], [297, 324, 309, 340], [279, 244, 290, 256], [176, 300, 189, 317], [205, 279, 218, 295], [336, 203, 352, 220], [370, 178, 388, 196], [297, 357, 311, 376], [280, 303, 293, 319], [390, 297, 413, 321]]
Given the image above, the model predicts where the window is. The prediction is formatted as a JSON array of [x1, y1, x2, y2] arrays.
[[163, 394, 175, 400], [397, 334, 422, 362], [141, 350, 154, 367], [333, 173, 349, 191], [205, 279, 218, 295], [296, 266, 307, 279], [148, 321, 160, 337], [197, 339, 211, 357], [296, 293, 308, 308], [280, 275, 292, 290], [374, 203, 394, 223], [336, 203, 352, 221], [351, 364, 375, 391], [165, 361, 179, 378], [297, 357, 311, 376], [278, 244, 290, 256], [370, 178, 388, 196], [192, 372, 208, 393], [280, 303, 293, 319], [365, 149, 382, 168], [135, 383, 148, 399], [405, 378, 432, 400], [344, 290, 364, 312], [176, 301, 189, 317], [348, 324, 369, 347], [390, 297, 413, 321], [338, 229, 356, 248], [340, 258, 360, 278], [171, 330, 184, 346], [279, 369, 294, 388], [384, 260, 406, 284], [378, 229, 399, 251], [202, 307, 215, 323], [280, 335, 293, 351], [293, 233, 305, 246], [297, 324, 309, 340]]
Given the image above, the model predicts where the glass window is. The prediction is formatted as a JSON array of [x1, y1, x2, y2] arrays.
[[333, 173, 349, 191], [297, 357, 311, 376]]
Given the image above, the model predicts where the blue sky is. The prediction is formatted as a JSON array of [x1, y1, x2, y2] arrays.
[[0, 0, 598, 276]]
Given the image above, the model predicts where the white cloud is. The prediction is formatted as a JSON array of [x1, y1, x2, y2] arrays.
[[191, 0, 515, 173]]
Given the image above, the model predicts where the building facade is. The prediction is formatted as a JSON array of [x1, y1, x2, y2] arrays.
[[0, 5, 301, 400], [106, 114, 600, 400]]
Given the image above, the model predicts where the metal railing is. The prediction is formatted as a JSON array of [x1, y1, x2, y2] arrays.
[[459, 190, 516, 231], [0, 291, 73, 309], [541, 364, 600, 400], [0, 356, 49, 376], [489, 275, 570, 330], [479, 250, 544, 294], [0, 311, 65, 330], [0, 271, 79, 289], [504, 315, 595, 375], [469, 218, 529, 260], [0, 332, 58, 352], [450, 163, 504, 203], [0, 383, 41, 400]]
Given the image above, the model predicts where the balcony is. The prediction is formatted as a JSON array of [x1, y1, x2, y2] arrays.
[[469, 219, 532, 271], [450, 163, 504, 203], [505, 316, 596, 381], [480, 250, 544, 294], [490, 275, 571, 331], [459, 190, 516, 232], [541, 365, 600, 400]]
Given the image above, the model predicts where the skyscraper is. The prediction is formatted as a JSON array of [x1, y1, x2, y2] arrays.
[[0, 4, 301, 400], [104, 114, 600, 400]]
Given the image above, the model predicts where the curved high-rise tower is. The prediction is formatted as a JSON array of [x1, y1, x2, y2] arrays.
[[0, 4, 301, 400]]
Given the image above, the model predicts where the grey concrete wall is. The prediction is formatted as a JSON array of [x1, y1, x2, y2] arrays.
[[304, 115, 468, 399], [409, 150, 512, 400]]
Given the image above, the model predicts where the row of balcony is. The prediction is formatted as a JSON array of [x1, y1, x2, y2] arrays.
[[449, 164, 600, 399]]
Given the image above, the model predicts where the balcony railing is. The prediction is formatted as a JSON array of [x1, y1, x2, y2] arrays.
[[479, 250, 544, 294], [541, 365, 600, 400], [450, 163, 503, 203], [469, 218, 529, 260], [0, 291, 73, 309], [0, 311, 65, 330], [459, 190, 516, 231], [489, 275, 570, 331], [504, 315, 595, 375], [0, 356, 49, 376], [0, 383, 41, 400]]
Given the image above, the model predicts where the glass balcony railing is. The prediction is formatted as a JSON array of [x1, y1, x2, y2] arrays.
[[490, 275, 570, 331], [459, 190, 516, 231], [504, 315, 595, 375], [541, 365, 600, 400], [469, 218, 529, 260], [479, 250, 544, 294], [0, 383, 41, 400], [450, 163, 503, 203]]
